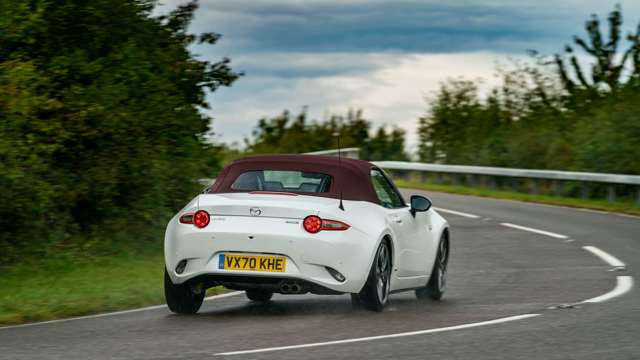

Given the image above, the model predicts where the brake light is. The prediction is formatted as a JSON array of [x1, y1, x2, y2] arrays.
[[303, 215, 350, 233], [303, 215, 322, 233], [179, 210, 210, 228], [193, 210, 210, 228]]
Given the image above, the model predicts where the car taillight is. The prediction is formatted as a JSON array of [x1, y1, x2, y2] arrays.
[[320, 219, 350, 231], [303, 215, 322, 233], [179, 213, 194, 224], [179, 210, 210, 228], [303, 215, 350, 233], [193, 210, 210, 228]]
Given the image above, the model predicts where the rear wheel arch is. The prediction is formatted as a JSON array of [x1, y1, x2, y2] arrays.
[[441, 228, 450, 252], [434, 227, 450, 270], [372, 232, 394, 272], [358, 232, 394, 292], [381, 234, 394, 271], [357, 236, 393, 311]]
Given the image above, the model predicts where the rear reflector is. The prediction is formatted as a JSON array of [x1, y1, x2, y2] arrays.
[[303, 215, 350, 233], [326, 267, 346, 282], [175, 259, 188, 274]]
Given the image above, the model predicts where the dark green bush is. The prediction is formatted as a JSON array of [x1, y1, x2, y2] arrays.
[[0, 0, 239, 264]]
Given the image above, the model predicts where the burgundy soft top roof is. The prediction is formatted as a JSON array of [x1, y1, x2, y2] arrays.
[[209, 154, 380, 203]]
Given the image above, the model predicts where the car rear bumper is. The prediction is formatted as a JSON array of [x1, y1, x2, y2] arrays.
[[164, 215, 376, 294], [179, 274, 344, 295]]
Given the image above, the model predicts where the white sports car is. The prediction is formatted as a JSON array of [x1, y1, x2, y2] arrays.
[[164, 154, 450, 313]]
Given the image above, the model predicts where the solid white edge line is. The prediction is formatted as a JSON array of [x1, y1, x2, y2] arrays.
[[434, 207, 480, 219], [582, 276, 633, 303], [499, 222, 568, 239], [214, 313, 541, 356], [581, 246, 626, 268], [580, 246, 632, 303], [0, 291, 243, 331]]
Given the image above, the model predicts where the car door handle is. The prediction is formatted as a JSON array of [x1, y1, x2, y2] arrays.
[[394, 218, 403, 224]]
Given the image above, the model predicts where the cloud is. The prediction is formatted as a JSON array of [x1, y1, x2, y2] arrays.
[[162, 0, 640, 56], [154, 1, 640, 154], [208, 51, 508, 151]]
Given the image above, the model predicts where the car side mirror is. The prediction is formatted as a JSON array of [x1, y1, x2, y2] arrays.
[[410, 195, 432, 217]]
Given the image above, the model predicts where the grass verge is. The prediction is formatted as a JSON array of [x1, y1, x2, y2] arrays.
[[396, 179, 640, 216], [0, 245, 226, 326]]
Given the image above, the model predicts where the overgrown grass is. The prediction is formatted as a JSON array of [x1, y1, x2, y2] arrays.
[[0, 243, 226, 325], [396, 180, 640, 216]]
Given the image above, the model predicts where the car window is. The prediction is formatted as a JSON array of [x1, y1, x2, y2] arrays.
[[370, 169, 405, 208], [231, 170, 331, 193]]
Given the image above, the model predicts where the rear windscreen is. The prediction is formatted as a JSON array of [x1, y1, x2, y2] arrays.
[[230, 170, 332, 193]]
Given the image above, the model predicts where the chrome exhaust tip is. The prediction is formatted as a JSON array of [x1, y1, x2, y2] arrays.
[[280, 283, 291, 293]]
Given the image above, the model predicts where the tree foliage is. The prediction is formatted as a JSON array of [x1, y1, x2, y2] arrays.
[[418, 5, 640, 177], [0, 0, 239, 262], [245, 109, 409, 161], [555, 5, 640, 94]]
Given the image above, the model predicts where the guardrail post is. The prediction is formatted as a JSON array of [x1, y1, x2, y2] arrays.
[[467, 174, 476, 187], [531, 179, 539, 195], [420, 171, 429, 184], [451, 174, 460, 185], [552, 180, 563, 197], [607, 185, 616, 202], [636, 187, 640, 206], [488, 176, 496, 190], [581, 184, 589, 200], [510, 178, 518, 192]]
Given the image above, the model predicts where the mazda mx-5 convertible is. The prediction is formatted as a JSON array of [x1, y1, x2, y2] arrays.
[[164, 155, 450, 313]]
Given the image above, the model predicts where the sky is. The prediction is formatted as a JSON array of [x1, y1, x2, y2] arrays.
[[158, 0, 640, 152]]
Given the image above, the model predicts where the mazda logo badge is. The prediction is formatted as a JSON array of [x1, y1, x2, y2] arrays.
[[249, 207, 262, 217]]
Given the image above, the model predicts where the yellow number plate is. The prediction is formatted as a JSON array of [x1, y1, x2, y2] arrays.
[[219, 253, 286, 272]]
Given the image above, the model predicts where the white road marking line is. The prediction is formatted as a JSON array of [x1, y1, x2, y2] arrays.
[[499, 223, 568, 239], [214, 313, 540, 356], [0, 291, 243, 330], [582, 276, 633, 303], [582, 246, 626, 268], [434, 207, 480, 219]]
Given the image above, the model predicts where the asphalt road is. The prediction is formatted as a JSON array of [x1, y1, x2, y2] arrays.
[[1, 190, 638, 360]]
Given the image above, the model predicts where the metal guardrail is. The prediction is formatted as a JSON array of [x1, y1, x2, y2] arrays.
[[373, 161, 640, 186], [200, 147, 640, 204], [373, 160, 640, 204]]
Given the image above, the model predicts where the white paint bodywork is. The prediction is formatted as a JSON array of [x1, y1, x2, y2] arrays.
[[165, 192, 449, 294]]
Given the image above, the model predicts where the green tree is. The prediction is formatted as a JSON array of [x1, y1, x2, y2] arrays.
[[245, 109, 408, 161], [555, 5, 640, 95], [417, 4, 638, 180], [0, 0, 239, 262]]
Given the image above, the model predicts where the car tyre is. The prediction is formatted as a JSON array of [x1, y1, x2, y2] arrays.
[[416, 235, 449, 300], [359, 240, 392, 312], [246, 289, 273, 302], [350, 293, 363, 309], [164, 269, 205, 314]]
